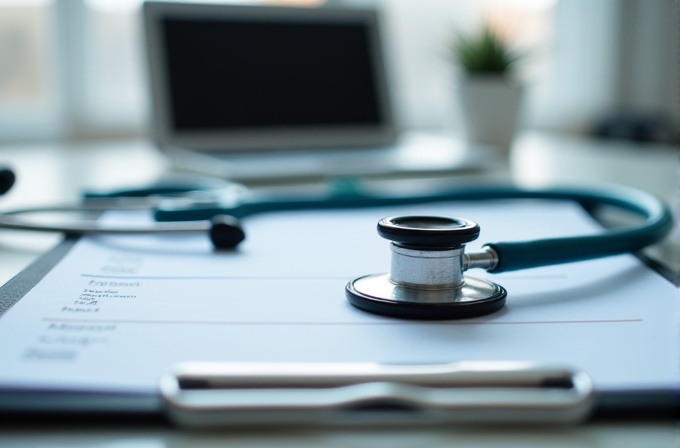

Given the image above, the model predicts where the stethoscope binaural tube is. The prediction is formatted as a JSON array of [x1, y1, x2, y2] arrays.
[[0, 200, 246, 249], [0, 184, 672, 261]]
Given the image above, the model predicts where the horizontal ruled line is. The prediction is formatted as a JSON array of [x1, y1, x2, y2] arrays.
[[81, 274, 567, 281], [498, 274, 569, 280], [81, 274, 349, 281], [42, 317, 643, 326]]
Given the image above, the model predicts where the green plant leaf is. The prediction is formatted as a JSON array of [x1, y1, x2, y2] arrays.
[[450, 26, 520, 74]]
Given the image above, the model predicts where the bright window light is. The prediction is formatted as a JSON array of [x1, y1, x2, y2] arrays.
[[83, 0, 142, 14]]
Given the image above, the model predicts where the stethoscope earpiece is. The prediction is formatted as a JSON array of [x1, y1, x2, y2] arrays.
[[346, 216, 507, 320], [209, 215, 246, 249], [0, 168, 16, 196]]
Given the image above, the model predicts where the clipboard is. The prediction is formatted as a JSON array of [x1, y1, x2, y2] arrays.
[[0, 238, 163, 417], [0, 199, 678, 424]]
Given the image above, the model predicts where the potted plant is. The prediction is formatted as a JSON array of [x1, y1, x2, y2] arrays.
[[450, 26, 523, 155]]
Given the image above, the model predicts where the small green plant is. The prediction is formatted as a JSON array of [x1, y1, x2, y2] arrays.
[[450, 26, 520, 75]]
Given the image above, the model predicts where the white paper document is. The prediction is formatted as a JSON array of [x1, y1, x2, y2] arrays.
[[0, 200, 678, 395]]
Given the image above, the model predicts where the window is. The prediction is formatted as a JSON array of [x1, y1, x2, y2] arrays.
[[0, 0, 676, 141], [0, 0, 60, 139]]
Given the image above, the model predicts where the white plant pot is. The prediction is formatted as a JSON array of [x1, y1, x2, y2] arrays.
[[456, 75, 523, 154]]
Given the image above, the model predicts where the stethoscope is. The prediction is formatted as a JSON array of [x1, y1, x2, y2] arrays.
[[0, 168, 672, 320]]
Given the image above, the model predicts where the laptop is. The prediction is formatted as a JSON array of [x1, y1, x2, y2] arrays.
[[143, 1, 492, 181]]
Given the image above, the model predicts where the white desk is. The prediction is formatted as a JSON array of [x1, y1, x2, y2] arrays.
[[1, 422, 679, 447], [0, 131, 677, 446]]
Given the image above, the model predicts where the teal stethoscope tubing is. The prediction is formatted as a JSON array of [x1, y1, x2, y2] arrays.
[[4, 184, 674, 274], [153, 184, 674, 274], [458, 186, 673, 273]]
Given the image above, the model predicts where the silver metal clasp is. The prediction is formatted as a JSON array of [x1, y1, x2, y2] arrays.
[[160, 361, 594, 428]]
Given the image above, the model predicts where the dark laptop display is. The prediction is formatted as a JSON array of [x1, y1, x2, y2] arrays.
[[163, 18, 382, 131]]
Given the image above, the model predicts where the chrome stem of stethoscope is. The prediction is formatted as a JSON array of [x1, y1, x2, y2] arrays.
[[387, 244, 498, 288], [464, 246, 499, 271], [346, 216, 508, 320]]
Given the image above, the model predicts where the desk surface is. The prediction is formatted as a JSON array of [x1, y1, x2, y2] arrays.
[[1, 421, 679, 447], [0, 131, 678, 445]]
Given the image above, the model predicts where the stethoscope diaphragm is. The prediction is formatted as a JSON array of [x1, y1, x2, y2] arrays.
[[345, 216, 507, 320]]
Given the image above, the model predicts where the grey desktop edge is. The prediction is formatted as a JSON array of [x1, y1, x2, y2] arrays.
[[0, 238, 77, 317]]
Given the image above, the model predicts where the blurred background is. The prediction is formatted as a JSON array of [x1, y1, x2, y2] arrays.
[[0, 0, 677, 144]]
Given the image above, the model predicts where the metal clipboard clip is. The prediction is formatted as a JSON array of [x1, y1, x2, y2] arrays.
[[160, 361, 594, 427]]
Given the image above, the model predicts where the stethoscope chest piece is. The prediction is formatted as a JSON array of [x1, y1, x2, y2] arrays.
[[345, 216, 507, 320]]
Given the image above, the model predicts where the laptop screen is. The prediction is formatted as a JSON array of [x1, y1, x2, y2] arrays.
[[145, 3, 395, 152], [162, 18, 383, 131]]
